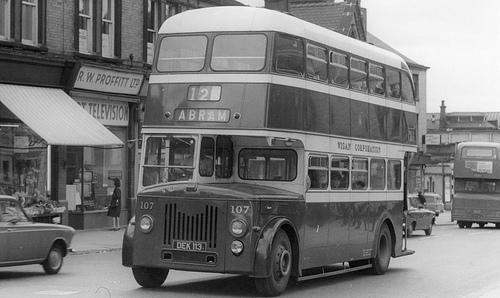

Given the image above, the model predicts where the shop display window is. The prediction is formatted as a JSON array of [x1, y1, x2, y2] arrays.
[[0, 123, 63, 217], [65, 128, 125, 212]]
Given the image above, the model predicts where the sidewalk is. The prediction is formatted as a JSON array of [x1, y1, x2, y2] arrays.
[[69, 228, 124, 255], [435, 210, 455, 226]]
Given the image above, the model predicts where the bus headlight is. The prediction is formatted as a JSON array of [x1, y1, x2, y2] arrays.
[[139, 215, 154, 233], [230, 219, 248, 237], [231, 240, 244, 255]]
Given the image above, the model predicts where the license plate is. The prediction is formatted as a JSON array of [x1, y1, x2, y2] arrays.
[[173, 240, 207, 251]]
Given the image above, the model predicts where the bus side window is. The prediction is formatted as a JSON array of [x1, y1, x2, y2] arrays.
[[369, 63, 385, 96], [387, 68, 401, 99], [216, 136, 233, 178], [351, 158, 368, 190], [330, 156, 349, 189], [306, 43, 327, 81], [274, 33, 304, 76], [350, 58, 367, 92], [387, 160, 402, 190], [401, 73, 415, 104], [308, 155, 328, 190], [329, 51, 349, 87]]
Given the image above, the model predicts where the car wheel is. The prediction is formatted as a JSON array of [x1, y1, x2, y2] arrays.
[[42, 245, 64, 274], [425, 224, 433, 236], [132, 267, 169, 288], [370, 224, 392, 275], [457, 221, 465, 229], [478, 222, 486, 228], [255, 230, 292, 296]]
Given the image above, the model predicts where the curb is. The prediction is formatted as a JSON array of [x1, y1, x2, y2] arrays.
[[69, 247, 122, 255]]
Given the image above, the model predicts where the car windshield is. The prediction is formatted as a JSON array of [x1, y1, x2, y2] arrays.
[[142, 135, 196, 186], [0, 200, 28, 223]]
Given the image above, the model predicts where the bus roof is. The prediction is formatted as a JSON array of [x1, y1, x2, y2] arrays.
[[158, 6, 408, 70], [457, 142, 500, 149]]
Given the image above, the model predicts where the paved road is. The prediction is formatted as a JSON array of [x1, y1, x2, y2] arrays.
[[2, 214, 500, 297]]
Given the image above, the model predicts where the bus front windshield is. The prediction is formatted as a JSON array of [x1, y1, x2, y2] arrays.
[[142, 136, 196, 186]]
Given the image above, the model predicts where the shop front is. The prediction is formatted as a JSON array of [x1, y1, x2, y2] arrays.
[[0, 84, 123, 227], [67, 64, 144, 229]]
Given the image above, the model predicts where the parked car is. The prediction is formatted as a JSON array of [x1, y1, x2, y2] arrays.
[[408, 192, 445, 216], [404, 195, 436, 237], [0, 195, 74, 274]]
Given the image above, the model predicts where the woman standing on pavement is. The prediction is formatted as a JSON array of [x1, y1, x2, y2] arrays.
[[107, 178, 121, 230]]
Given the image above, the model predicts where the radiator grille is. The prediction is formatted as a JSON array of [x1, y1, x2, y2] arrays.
[[164, 204, 219, 248]]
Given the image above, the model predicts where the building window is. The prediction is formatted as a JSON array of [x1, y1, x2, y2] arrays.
[[0, 0, 10, 40], [21, 0, 37, 45], [146, 0, 159, 64], [79, 0, 93, 53], [101, 0, 114, 58]]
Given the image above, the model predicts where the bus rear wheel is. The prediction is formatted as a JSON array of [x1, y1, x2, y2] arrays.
[[370, 224, 392, 275], [255, 230, 292, 297], [132, 267, 169, 288]]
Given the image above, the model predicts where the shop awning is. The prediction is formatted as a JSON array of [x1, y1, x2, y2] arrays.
[[0, 84, 123, 146]]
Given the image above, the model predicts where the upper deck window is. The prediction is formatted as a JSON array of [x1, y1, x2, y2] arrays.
[[401, 72, 415, 104], [142, 136, 196, 186], [306, 44, 327, 81], [239, 149, 297, 181], [369, 64, 385, 96], [211, 34, 266, 71], [387, 68, 401, 99], [273, 33, 304, 76], [157, 35, 207, 72], [462, 147, 497, 160], [350, 58, 367, 92], [329, 52, 348, 87]]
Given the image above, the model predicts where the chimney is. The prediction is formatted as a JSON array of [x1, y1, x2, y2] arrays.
[[439, 100, 447, 130]]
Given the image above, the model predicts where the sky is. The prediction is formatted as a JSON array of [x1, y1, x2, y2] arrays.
[[238, 0, 500, 113]]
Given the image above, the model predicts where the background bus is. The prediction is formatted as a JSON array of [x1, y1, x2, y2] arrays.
[[122, 6, 417, 296], [453, 142, 500, 228]]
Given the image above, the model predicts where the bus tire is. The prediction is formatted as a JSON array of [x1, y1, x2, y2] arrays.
[[496, 223, 500, 229], [370, 224, 392, 275], [255, 230, 292, 297], [478, 222, 486, 228], [457, 221, 465, 228], [465, 222, 472, 229], [132, 267, 169, 288]]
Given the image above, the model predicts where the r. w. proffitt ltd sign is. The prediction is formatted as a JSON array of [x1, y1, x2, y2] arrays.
[[74, 65, 144, 95]]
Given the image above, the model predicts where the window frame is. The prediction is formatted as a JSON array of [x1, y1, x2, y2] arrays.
[[387, 159, 402, 190], [238, 148, 297, 181], [330, 155, 350, 190], [101, 0, 115, 58], [78, 0, 94, 54], [21, 0, 38, 45], [370, 158, 386, 190], [349, 57, 368, 92], [156, 34, 209, 72], [307, 154, 329, 190], [145, 0, 160, 65], [0, 0, 10, 41], [351, 157, 368, 190], [273, 33, 305, 77], [329, 50, 349, 87], [210, 33, 267, 72], [305, 42, 328, 82], [368, 63, 385, 96]]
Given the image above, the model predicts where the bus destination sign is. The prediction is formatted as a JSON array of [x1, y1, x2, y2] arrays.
[[173, 108, 230, 122]]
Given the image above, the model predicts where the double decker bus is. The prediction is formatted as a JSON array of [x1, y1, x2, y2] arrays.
[[122, 6, 417, 296], [453, 142, 500, 228]]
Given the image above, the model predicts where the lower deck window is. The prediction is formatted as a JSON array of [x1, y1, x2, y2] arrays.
[[239, 149, 297, 181]]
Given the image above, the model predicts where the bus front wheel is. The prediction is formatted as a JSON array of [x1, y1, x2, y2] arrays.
[[132, 267, 169, 288], [370, 224, 392, 275], [255, 230, 292, 296]]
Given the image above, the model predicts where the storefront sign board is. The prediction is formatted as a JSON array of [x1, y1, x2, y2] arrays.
[[74, 66, 143, 95], [76, 99, 129, 126]]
